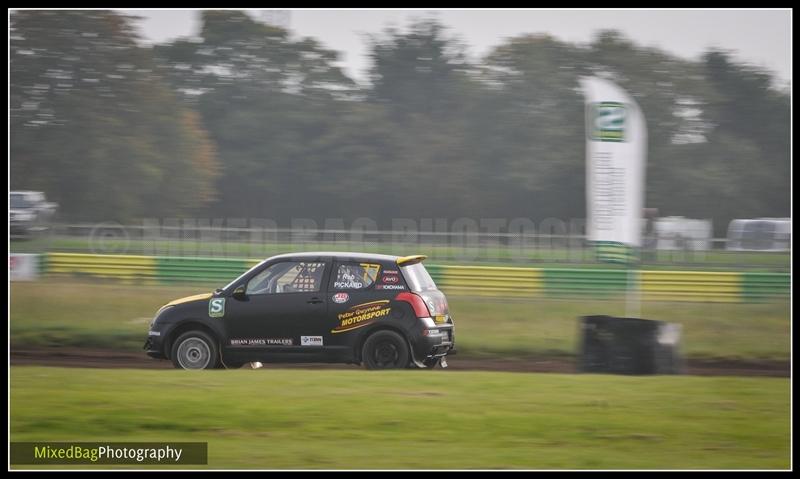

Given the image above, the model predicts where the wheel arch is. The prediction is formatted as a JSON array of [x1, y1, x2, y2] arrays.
[[164, 320, 222, 360]]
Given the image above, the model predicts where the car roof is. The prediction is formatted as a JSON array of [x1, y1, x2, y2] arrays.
[[10, 191, 43, 197], [267, 251, 402, 263]]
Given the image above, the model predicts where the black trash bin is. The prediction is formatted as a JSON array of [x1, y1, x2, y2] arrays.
[[578, 315, 684, 375]]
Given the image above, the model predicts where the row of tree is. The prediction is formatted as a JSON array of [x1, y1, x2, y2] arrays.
[[10, 11, 790, 235]]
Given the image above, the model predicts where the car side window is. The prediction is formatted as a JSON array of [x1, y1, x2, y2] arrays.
[[332, 262, 381, 290], [246, 261, 326, 295]]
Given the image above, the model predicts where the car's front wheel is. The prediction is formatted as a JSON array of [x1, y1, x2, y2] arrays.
[[362, 330, 410, 370], [171, 331, 219, 370]]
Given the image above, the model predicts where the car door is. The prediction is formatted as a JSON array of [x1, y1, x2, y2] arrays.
[[325, 260, 387, 352], [222, 259, 330, 358]]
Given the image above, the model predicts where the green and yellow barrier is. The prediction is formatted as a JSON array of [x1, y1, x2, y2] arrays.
[[40, 253, 789, 303], [640, 270, 741, 303], [44, 253, 158, 285], [429, 264, 543, 298]]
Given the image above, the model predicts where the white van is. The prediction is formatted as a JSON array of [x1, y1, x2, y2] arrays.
[[726, 218, 791, 251], [653, 216, 713, 251]]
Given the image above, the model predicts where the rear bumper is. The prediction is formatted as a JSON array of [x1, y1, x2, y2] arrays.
[[410, 325, 455, 362]]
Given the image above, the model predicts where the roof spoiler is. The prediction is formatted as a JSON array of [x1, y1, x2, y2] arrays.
[[396, 254, 427, 266]]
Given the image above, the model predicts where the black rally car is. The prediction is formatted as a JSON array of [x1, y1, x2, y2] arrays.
[[144, 252, 455, 370]]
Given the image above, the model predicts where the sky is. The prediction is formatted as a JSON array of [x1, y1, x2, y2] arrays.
[[119, 9, 792, 87]]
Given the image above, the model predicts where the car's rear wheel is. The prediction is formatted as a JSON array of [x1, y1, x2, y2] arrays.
[[362, 330, 410, 370], [171, 331, 219, 370]]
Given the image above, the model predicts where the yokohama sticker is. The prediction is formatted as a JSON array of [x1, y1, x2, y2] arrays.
[[331, 300, 391, 334], [332, 292, 349, 304]]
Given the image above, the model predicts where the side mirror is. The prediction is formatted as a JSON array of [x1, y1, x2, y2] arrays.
[[232, 285, 247, 299]]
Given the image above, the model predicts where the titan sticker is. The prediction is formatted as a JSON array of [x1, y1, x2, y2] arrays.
[[209, 298, 226, 318], [301, 336, 324, 346], [331, 300, 391, 334]]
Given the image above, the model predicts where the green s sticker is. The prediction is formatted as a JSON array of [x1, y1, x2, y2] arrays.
[[209, 298, 226, 318]]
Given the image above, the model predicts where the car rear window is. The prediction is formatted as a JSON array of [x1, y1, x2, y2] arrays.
[[400, 263, 437, 292]]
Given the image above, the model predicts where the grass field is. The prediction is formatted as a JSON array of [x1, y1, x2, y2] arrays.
[[10, 280, 790, 360], [10, 366, 790, 469], [11, 235, 790, 271]]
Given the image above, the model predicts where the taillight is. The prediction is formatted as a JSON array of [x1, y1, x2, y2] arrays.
[[418, 291, 449, 316], [394, 292, 431, 318]]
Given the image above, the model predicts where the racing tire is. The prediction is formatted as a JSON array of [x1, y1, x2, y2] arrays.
[[171, 331, 219, 370], [362, 330, 410, 370]]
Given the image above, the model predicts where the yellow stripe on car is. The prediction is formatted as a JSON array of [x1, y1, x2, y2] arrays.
[[165, 292, 213, 307], [396, 255, 427, 266]]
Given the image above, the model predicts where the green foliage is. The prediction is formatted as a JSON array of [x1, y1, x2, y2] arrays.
[[368, 20, 470, 117], [700, 50, 791, 220], [10, 11, 219, 221], [10, 12, 790, 231]]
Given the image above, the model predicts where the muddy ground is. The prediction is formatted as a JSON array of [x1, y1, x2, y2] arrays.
[[9, 347, 789, 377]]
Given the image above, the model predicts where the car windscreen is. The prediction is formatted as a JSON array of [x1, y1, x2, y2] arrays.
[[222, 260, 268, 292], [10, 194, 33, 209], [400, 263, 437, 292]]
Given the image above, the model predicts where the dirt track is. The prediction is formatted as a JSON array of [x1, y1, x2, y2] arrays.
[[9, 347, 790, 377]]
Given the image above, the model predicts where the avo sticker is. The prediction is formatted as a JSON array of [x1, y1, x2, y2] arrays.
[[209, 298, 226, 318], [332, 292, 349, 304]]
